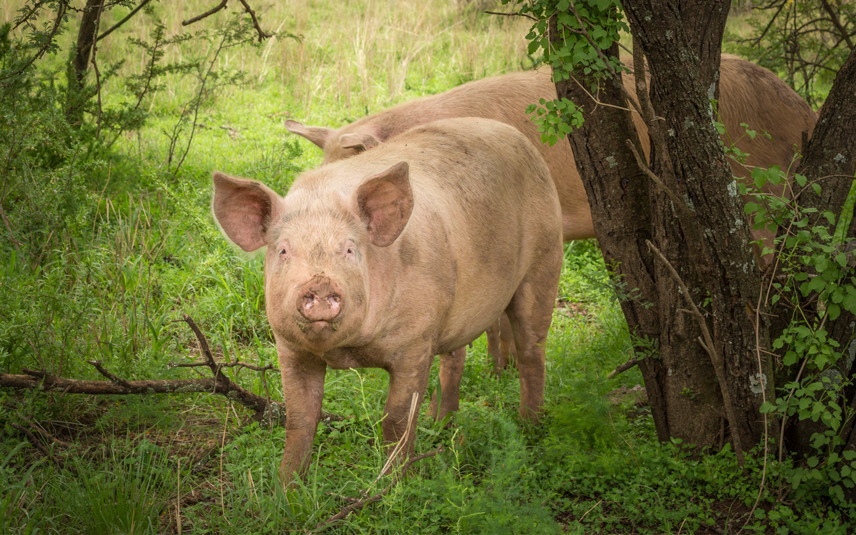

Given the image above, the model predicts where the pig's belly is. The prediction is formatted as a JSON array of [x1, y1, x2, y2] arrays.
[[435, 297, 515, 353]]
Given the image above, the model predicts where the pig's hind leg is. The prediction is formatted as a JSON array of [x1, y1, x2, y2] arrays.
[[505, 254, 562, 423], [427, 347, 466, 421]]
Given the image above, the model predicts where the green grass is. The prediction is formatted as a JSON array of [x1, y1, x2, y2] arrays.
[[0, 1, 852, 533]]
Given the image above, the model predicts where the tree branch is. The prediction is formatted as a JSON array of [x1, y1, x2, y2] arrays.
[[819, 0, 854, 49], [182, 0, 228, 26], [96, 0, 152, 42], [607, 358, 641, 379], [237, 0, 272, 42]]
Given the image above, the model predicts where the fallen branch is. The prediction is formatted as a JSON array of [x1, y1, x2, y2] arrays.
[[0, 315, 344, 426], [313, 446, 445, 532]]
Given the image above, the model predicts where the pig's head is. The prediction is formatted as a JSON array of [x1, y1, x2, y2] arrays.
[[211, 163, 413, 354], [285, 120, 382, 164]]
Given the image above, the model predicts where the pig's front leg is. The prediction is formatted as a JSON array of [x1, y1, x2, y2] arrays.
[[278, 348, 327, 486], [382, 350, 434, 463]]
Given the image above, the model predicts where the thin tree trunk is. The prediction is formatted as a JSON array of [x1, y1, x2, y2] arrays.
[[66, 0, 103, 125]]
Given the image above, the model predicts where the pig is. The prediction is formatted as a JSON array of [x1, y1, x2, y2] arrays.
[[286, 54, 817, 371], [212, 117, 563, 483]]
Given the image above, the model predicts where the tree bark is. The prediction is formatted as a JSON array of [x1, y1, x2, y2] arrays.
[[66, 0, 103, 124], [553, 0, 773, 453], [781, 45, 856, 456]]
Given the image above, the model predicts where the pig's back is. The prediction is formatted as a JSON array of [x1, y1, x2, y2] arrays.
[[366, 118, 562, 347]]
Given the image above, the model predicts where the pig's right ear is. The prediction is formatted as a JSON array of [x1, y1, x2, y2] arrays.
[[339, 133, 381, 153], [212, 171, 281, 252], [356, 162, 413, 247], [285, 120, 334, 150]]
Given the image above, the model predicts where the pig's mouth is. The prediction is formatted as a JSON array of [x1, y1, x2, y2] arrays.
[[294, 316, 341, 335]]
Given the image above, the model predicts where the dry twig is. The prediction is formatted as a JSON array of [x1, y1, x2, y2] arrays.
[[646, 240, 746, 466], [313, 446, 445, 532]]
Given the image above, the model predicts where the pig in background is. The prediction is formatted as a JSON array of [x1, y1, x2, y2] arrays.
[[212, 118, 563, 484], [286, 54, 817, 371]]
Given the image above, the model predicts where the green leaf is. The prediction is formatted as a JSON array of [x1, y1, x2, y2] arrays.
[[827, 303, 841, 320]]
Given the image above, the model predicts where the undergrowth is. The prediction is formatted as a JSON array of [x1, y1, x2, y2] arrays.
[[0, 0, 852, 533]]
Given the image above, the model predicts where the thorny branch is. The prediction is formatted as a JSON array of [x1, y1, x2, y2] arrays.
[[0, 1, 68, 87]]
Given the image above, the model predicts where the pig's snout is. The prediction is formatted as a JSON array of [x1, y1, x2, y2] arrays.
[[298, 277, 343, 322]]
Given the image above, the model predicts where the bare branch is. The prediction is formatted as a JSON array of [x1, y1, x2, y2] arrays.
[[10, 422, 77, 473], [820, 0, 854, 49], [0, 2, 68, 87], [182, 0, 272, 42], [96, 0, 152, 42], [485, 10, 538, 22], [237, 0, 272, 42], [607, 358, 641, 379], [182, 0, 228, 27], [87, 359, 132, 388], [1, 316, 346, 426]]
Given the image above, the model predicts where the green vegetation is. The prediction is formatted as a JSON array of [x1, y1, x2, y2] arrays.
[[0, 1, 853, 533]]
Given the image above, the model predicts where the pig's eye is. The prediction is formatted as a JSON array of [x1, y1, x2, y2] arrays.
[[344, 241, 358, 263]]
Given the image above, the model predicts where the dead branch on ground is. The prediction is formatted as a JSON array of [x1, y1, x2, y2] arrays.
[[0, 315, 345, 426]]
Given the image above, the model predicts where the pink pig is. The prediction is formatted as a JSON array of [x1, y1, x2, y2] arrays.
[[212, 118, 563, 483]]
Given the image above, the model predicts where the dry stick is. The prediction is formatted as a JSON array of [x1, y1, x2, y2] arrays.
[[376, 392, 419, 483], [10, 423, 76, 474], [577, 499, 603, 523], [313, 446, 445, 532], [219, 405, 231, 526], [607, 358, 641, 379], [742, 287, 771, 533], [169, 361, 277, 374], [646, 240, 746, 466], [182, 0, 228, 26], [484, 10, 538, 22], [176, 457, 182, 535]]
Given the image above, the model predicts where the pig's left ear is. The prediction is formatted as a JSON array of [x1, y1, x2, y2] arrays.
[[356, 162, 413, 247], [212, 171, 282, 252]]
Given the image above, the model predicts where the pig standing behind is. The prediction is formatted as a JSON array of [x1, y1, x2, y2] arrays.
[[212, 118, 563, 483], [286, 54, 817, 371]]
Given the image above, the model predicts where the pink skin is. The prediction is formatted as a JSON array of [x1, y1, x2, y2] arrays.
[[213, 118, 563, 486]]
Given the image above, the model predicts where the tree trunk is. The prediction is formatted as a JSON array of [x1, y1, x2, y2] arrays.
[[553, 0, 773, 453], [625, 0, 772, 453], [780, 45, 856, 456], [66, 0, 103, 125]]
